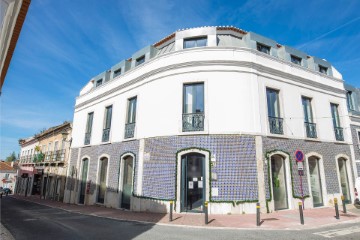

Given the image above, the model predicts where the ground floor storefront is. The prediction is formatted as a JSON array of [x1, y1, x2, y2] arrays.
[[16, 165, 67, 201], [64, 135, 357, 214]]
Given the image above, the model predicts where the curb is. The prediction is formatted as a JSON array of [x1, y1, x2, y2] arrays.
[[9, 196, 360, 231]]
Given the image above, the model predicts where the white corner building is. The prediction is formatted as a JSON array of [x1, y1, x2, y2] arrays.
[[65, 26, 356, 214]]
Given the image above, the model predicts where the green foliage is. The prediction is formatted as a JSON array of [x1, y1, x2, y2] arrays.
[[5, 152, 16, 162]]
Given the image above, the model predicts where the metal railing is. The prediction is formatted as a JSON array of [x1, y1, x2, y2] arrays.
[[334, 127, 344, 141], [268, 116, 283, 134], [124, 123, 135, 139], [84, 132, 91, 145], [305, 122, 317, 139], [182, 113, 204, 132], [102, 128, 110, 142]]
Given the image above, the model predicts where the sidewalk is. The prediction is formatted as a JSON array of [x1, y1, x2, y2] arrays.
[[9, 195, 360, 230]]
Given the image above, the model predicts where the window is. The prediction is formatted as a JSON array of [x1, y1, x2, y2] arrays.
[[319, 65, 328, 74], [257, 43, 270, 54], [182, 83, 204, 131], [113, 68, 121, 78], [346, 91, 354, 110], [330, 103, 343, 141], [291, 55, 302, 65], [97, 157, 108, 204], [136, 56, 145, 66], [183, 37, 207, 49], [96, 79, 103, 87], [266, 88, 283, 134], [302, 97, 317, 138], [125, 97, 137, 139], [42, 145, 46, 152], [5, 173, 9, 179], [84, 112, 94, 145], [102, 106, 112, 142]]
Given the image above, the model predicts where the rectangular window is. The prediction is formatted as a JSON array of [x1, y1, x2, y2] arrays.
[[96, 79, 103, 87], [346, 91, 354, 110], [291, 55, 302, 65], [5, 174, 9, 179], [319, 65, 328, 74], [302, 97, 317, 138], [182, 83, 204, 132], [266, 88, 283, 134], [42, 145, 46, 152], [357, 131, 360, 144], [125, 97, 137, 139], [183, 37, 207, 49], [257, 43, 270, 54], [136, 56, 145, 66], [102, 106, 112, 142], [331, 103, 343, 141], [84, 112, 94, 145], [113, 68, 121, 78]]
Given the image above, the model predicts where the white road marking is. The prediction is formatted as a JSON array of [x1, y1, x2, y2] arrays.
[[313, 226, 360, 238]]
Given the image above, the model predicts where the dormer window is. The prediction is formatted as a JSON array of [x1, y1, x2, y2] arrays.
[[96, 79, 103, 87], [319, 65, 328, 74], [183, 37, 207, 49], [256, 43, 270, 55], [113, 68, 121, 78], [291, 55, 302, 65], [136, 56, 145, 66]]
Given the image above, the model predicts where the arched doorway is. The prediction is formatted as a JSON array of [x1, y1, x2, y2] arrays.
[[97, 157, 108, 204], [181, 153, 205, 212], [271, 154, 289, 210], [79, 158, 89, 204], [308, 156, 324, 207], [338, 157, 351, 203], [120, 155, 134, 209]]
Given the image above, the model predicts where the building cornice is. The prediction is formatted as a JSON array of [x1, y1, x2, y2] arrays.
[[75, 48, 345, 110]]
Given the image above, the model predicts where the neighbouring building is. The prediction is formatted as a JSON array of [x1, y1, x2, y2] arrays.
[[345, 84, 360, 184], [0, 161, 17, 190], [17, 122, 72, 201], [0, 0, 31, 94], [65, 26, 357, 214]]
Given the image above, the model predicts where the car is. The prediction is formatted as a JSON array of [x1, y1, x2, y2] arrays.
[[3, 188, 12, 195]]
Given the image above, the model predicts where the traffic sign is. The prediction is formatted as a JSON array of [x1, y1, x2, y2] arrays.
[[295, 150, 304, 162]]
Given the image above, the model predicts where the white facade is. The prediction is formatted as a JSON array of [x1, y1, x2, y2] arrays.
[[68, 26, 355, 214]]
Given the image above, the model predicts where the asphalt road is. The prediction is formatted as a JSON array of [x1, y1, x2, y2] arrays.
[[1, 197, 360, 240]]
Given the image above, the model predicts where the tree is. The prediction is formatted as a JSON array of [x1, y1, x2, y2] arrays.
[[5, 152, 16, 162]]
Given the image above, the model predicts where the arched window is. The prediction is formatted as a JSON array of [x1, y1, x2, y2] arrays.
[[97, 157, 108, 204]]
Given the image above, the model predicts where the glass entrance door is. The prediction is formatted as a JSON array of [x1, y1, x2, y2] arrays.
[[338, 158, 351, 204], [181, 153, 205, 212], [308, 157, 323, 207], [79, 159, 88, 204], [271, 155, 289, 210], [121, 156, 133, 209]]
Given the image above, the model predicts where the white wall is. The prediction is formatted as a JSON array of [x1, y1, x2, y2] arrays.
[[72, 47, 348, 148]]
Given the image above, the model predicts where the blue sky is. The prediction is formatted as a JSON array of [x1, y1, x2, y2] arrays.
[[1, 0, 360, 159]]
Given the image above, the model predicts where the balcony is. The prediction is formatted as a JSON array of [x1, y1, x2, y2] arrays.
[[182, 113, 204, 132], [268, 116, 283, 135], [305, 122, 317, 139], [102, 128, 110, 142], [124, 123, 135, 139], [84, 132, 91, 145], [334, 127, 344, 141]]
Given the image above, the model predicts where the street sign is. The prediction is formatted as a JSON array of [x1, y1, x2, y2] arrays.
[[295, 150, 304, 162], [298, 169, 304, 176], [297, 161, 304, 170]]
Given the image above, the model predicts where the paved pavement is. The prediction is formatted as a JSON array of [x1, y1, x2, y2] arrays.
[[2, 196, 360, 240], [7, 195, 360, 230]]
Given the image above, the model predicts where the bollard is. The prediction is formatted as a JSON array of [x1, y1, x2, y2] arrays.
[[169, 201, 173, 222], [341, 195, 347, 214], [334, 198, 340, 220], [204, 201, 208, 225], [256, 202, 261, 226], [298, 202, 304, 225]]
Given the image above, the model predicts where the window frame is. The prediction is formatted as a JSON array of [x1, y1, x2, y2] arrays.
[[319, 65, 328, 74], [183, 82, 205, 114], [290, 55, 302, 65], [256, 42, 271, 55], [96, 79, 103, 87], [346, 91, 354, 110], [183, 36, 208, 49], [113, 68, 121, 78], [136, 56, 145, 66], [126, 97, 137, 124]]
